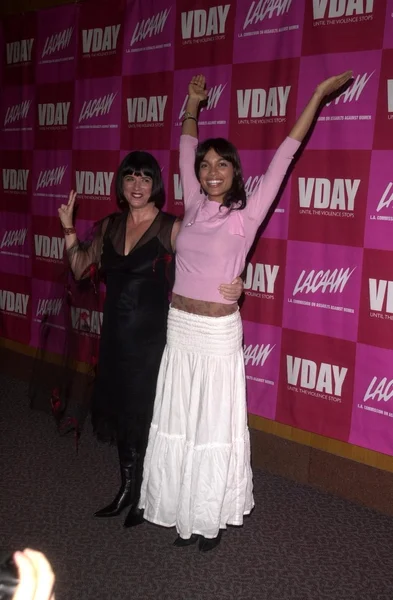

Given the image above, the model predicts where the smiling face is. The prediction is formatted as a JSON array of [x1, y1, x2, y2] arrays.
[[198, 148, 234, 204], [122, 172, 153, 210]]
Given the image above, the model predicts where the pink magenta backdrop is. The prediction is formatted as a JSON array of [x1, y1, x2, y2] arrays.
[[1, 0, 393, 457]]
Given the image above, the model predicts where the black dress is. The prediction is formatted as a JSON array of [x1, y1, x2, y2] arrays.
[[29, 210, 176, 451], [91, 210, 176, 451]]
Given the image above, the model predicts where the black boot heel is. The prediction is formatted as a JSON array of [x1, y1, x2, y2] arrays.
[[123, 506, 144, 528]]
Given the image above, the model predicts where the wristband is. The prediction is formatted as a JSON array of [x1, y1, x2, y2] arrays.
[[63, 227, 76, 235]]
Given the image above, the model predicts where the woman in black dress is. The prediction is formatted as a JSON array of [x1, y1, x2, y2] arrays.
[[58, 151, 243, 527]]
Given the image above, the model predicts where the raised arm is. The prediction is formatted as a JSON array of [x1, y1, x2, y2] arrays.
[[179, 74, 208, 209], [247, 70, 353, 224], [58, 190, 108, 280]]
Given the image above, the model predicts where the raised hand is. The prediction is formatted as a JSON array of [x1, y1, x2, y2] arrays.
[[188, 74, 208, 104], [315, 70, 353, 99], [58, 190, 77, 229]]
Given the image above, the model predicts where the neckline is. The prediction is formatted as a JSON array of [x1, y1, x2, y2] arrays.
[[122, 210, 160, 257]]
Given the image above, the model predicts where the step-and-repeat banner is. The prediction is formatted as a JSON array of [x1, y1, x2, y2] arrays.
[[1, 0, 393, 456]]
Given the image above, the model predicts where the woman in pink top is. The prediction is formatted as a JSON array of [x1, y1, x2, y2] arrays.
[[140, 71, 353, 551]]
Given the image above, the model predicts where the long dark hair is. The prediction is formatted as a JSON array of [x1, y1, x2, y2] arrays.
[[194, 138, 247, 211], [116, 151, 165, 210]]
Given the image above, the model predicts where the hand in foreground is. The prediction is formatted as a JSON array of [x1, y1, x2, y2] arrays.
[[219, 276, 244, 302], [58, 190, 77, 229], [188, 74, 208, 104], [315, 70, 353, 99], [13, 549, 55, 600]]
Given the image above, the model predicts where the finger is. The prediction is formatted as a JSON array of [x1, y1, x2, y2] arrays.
[[221, 291, 238, 300], [218, 284, 236, 295], [338, 70, 353, 84], [24, 549, 55, 600], [68, 192, 77, 209], [196, 74, 204, 88], [13, 551, 37, 600]]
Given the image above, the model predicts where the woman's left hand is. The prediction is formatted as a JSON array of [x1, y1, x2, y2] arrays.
[[12, 549, 55, 600], [219, 277, 244, 302], [315, 70, 353, 99]]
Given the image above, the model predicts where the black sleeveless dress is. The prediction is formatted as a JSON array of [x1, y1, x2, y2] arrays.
[[91, 210, 176, 452]]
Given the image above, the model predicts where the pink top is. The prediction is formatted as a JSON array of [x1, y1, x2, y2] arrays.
[[173, 134, 301, 304]]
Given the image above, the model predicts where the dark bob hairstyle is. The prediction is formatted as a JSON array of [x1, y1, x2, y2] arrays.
[[116, 151, 165, 210], [194, 138, 247, 211]]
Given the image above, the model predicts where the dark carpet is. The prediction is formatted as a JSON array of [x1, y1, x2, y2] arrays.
[[1, 371, 393, 600]]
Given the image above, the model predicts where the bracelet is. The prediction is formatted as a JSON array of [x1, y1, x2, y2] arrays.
[[182, 112, 197, 123], [63, 227, 76, 235]]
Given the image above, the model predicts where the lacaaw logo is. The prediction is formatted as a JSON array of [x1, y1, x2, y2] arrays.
[[82, 25, 121, 56], [181, 5, 231, 43], [36, 166, 67, 192], [243, 0, 293, 30], [388, 80, 393, 119], [244, 342, 275, 367], [75, 170, 114, 198], [38, 102, 71, 128], [178, 84, 227, 123], [0, 229, 28, 256], [244, 262, 279, 299], [244, 341, 276, 385], [127, 95, 167, 127], [237, 86, 290, 123], [4, 100, 32, 128], [35, 297, 63, 318], [0, 289, 29, 316], [364, 375, 393, 404], [369, 278, 393, 320], [34, 235, 65, 261], [129, 8, 171, 47], [6, 39, 34, 65], [287, 355, 347, 401], [312, 0, 374, 21], [41, 27, 74, 60], [78, 93, 117, 124], [71, 306, 103, 335], [293, 267, 356, 295], [2, 169, 29, 193], [370, 181, 393, 222], [298, 177, 360, 218]]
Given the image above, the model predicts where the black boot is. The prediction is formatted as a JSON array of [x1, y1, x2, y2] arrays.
[[123, 447, 145, 528], [94, 443, 137, 518]]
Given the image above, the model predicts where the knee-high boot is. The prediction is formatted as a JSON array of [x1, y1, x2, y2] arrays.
[[94, 441, 138, 518], [123, 447, 145, 528]]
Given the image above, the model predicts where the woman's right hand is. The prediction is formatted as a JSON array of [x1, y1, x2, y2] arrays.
[[58, 190, 77, 229], [188, 74, 208, 104]]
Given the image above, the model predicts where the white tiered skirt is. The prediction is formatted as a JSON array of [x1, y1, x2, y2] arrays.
[[139, 306, 254, 539]]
